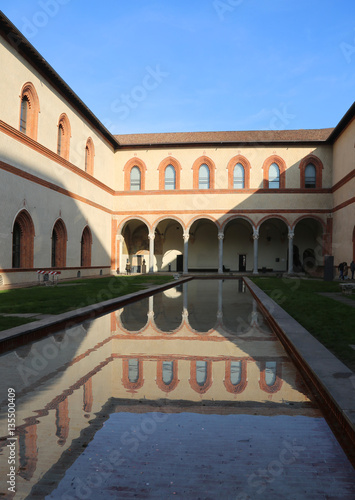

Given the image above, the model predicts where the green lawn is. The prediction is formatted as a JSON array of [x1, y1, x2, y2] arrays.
[[0, 275, 173, 331], [251, 277, 355, 372]]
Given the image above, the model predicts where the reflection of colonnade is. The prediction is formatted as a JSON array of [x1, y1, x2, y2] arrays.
[[116, 215, 330, 275]]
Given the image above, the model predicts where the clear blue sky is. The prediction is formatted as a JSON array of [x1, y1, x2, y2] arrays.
[[2, 1, 355, 134]]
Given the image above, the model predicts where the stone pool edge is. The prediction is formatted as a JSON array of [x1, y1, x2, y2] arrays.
[[0, 276, 193, 352], [244, 276, 355, 455]]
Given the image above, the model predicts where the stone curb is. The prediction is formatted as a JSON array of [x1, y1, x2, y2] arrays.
[[244, 277, 355, 453], [0, 277, 192, 349]]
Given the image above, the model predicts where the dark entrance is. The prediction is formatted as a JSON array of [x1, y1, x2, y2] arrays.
[[176, 254, 183, 272], [238, 254, 246, 272]]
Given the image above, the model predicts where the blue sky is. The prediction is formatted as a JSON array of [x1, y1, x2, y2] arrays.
[[2, 1, 355, 134]]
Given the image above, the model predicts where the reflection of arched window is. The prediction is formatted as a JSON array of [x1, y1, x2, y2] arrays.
[[51, 219, 67, 268], [268, 163, 280, 189], [233, 164, 245, 189], [19, 425, 38, 480], [130, 166, 141, 190], [19, 82, 40, 140], [189, 360, 212, 394], [80, 226, 92, 267], [199, 164, 210, 189], [224, 360, 248, 394], [122, 358, 144, 391], [165, 165, 176, 190], [156, 360, 179, 392], [12, 210, 35, 268], [304, 164, 316, 188], [259, 361, 283, 393]]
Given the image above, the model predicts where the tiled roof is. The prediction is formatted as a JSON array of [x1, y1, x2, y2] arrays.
[[115, 128, 334, 146]]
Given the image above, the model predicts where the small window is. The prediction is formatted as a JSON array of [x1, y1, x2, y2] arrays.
[[85, 138, 95, 175], [305, 164, 316, 188], [20, 97, 28, 134], [130, 166, 141, 191], [198, 164, 210, 189], [164, 165, 176, 190], [57, 124, 63, 156], [233, 163, 245, 189], [268, 163, 280, 189]]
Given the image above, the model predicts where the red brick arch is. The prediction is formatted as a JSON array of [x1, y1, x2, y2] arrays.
[[51, 218, 67, 268], [123, 158, 147, 191], [299, 154, 323, 188], [189, 360, 213, 394], [262, 155, 286, 189], [85, 137, 95, 175], [156, 360, 180, 392], [192, 156, 216, 189], [57, 113, 71, 160], [12, 209, 35, 268], [158, 156, 182, 190], [227, 155, 251, 189], [223, 360, 248, 394]]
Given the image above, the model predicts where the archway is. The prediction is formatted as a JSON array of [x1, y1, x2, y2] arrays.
[[187, 218, 219, 271], [121, 219, 149, 273], [154, 218, 184, 272], [12, 210, 35, 268], [258, 217, 289, 272], [293, 218, 324, 273], [223, 218, 254, 272]]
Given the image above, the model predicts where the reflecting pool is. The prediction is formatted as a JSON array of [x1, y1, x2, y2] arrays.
[[0, 279, 354, 499]]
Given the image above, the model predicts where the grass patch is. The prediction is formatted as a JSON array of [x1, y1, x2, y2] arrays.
[[251, 277, 355, 372], [0, 275, 173, 331], [0, 315, 37, 330]]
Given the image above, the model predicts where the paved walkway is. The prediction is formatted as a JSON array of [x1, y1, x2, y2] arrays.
[[318, 292, 355, 308]]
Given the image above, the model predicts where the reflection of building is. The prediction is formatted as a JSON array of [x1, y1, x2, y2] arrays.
[[0, 281, 315, 497], [1, 12, 354, 285]]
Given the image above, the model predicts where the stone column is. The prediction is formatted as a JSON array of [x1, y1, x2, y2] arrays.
[[118, 235, 124, 274], [217, 279, 223, 322], [218, 232, 224, 274], [183, 232, 189, 274], [253, 229, 259, 275], [148, 232, 155, 273], [288, 229, 294, 274]]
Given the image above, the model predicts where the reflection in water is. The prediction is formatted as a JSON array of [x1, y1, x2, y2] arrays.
[[0, 279, 353, 498]]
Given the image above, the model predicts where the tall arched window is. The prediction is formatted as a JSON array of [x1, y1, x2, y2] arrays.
[[80, 226, 92, 267], [85, 138, 95, 175], [164, 165, 176, 190], [19, 82, 40, 140], [304, 164, 316, 188], [57, 114, 71, 160], [12, 210, 35, 269], [233, 163, 245, 189], [130, 166, 141, 190], [162, 361, 174, 385], [198, 164, 210, 189], [268, 163, 280, 189], [51, 219, 67, 268]]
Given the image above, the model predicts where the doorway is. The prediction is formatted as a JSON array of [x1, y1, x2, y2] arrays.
[[176, 254, 183, 272], [239, 254, 246, 272]]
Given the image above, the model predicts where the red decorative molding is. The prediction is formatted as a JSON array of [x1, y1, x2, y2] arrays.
[[332, 169, 355, 193], [55, 398, 70, 446], [123, 157, 147, 191], [85, 137, 95, 176], [192, 156, 216, 189], [262, 155, 286, 189], [19, 82, 40, 141], [57, 113, 71, 161], [227, 155, 251, 189], [299, 154, 323, 188], [83, 378, 93, 414], [258, 362, 283, 393], [122, 358, 144, 392], [158, 156, 182, 190]]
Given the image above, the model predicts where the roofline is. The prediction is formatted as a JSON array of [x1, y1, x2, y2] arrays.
[[326, 101, 355, 143], [0, 11, 120, 150]]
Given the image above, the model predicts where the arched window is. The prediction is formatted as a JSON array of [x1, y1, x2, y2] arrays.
[[233, 163, 245, 189], [304, 164, 316, 188], [57, 114, 71, 160], [20, 96, 28, 134], [164, 165, 176, 190], [268, 163, 280, 189], [259, 361, 283, 393], [19, 82, 40, 140], [12, 210, 35, 268], [198, 164, 210, 189], [130, 166, 141, 191], [51, 219, 67, 268], [162, 361, 174, 385], [196, 360, 207, 386], [128, 359, 140, 383], [80, 226, 92, 267], [85, 137, 95, 175], [265, 361, 277, 386]]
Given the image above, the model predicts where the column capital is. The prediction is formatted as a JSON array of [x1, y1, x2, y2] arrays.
[[288, 230, 294, 239], [218, 232, 224, 240], [148, 232, 155, 240], [183, 232, 190, 243], [118, 234, 124, 242]]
